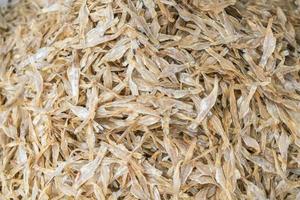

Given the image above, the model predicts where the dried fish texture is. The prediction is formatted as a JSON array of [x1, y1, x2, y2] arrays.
[[0, 0, 300, 199]]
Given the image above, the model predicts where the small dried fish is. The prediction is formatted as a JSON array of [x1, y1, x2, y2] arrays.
[[117, 0, 158, 45], [19, 47, 54, 68], [77, 0, 89, 39], [259, 18, 276, 68], [69, 104, 89, 120], [127, 62, 139, 96], [67, 52, 80, 104], [238, 85, 257, 118], [1, 0, 300, 199], [189, 77, 219, 131], [74, 146, 107, 189], [246, 180, 267, 200], [277, 131, 290, 171], [82, 25, 124, 48], [101, 44, 130, 63]]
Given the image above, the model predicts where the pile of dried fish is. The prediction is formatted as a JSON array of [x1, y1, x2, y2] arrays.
[[1, 0, 300, 199]]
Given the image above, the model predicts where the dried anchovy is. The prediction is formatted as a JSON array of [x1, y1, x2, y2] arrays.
[[0, 0, 300, 199]]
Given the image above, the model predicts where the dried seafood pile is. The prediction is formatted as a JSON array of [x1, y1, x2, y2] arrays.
[[1, 0, 300, 199]]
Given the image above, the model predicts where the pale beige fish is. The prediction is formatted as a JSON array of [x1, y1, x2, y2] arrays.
[[277, 131, 290, 171], [151, 18, 160, 38], [127, 62, 139, 96], [41, 3, 68, 13], [74, 146, 107, 189], [215, 167, 227, 194], [180, 163, 194, 186], [163, 135, 179, 165], [259, 19, 276, 68], [157, 87, 191, 99], [161, 47, 192, 64], [156, 0, 174, 22], [19, 47, 54, 69], [126, 103, 159, 116], [93, 183, 106, 200], [242, 133, 260, 152], [173, 161, 182, 198], [277, 7, 287, 26], [3, 83, 24, 109], [250, 155, 275, 173], [206, 48, 237, 73], [173, 3, 208, 34], [103, 65, 113, 89], [58, 182, 78, 196], [116, 0, 158, 45], [179, 73, 197, 86], [238, 85, 257, 118], [75, 86, 100, 133], [143, 0, 156, 17], [189, 77, 219, 131], [130, 177, 148, 200], [82, 25, 124, 48], [209, 115, 230, 149], [87, 124, 95, 159], [17, 145, 27, 165], [138, 53, 161, 75], [158, 33, 181, 42], [77, 0, 89, 39], [67, 55, 80, 104], [31, 179, 38, 200], [246, 181, 267, 200], [152, 185, 161, 200], [138, 115, 160, 126], [26, 70, 43, 105], [101, 40, 131, 63], [133, 58, 158, 83], [195, 187, 210, 200], [159, 64, 187, 78], [69, 104, 89, 120], [242, 51, 267, 81], [1, 0, 300, 199]]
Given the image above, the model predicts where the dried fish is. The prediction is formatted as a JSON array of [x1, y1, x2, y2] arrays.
[[74, 146, 107, 189], [259, 19, 276, 68], [1, 0, 300, 199], [189, 77, 219, 131], [100, 39, 131, 63], [238, 85, 257, 118], [67, 59, 80, 104]]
